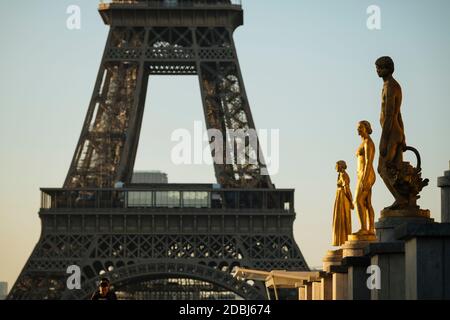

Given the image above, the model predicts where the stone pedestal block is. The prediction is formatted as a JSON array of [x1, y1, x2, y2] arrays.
[[312, 282, 322, 300], [331, 265, 348, 300], [365, 242, 405, 300], [298, 286, 307, 300], [376, 214, 433, 243], [438, 164, 450, 223], [305, 282, 313, 300], [321, 274, 333, 300], [396, 223, 450, 300], [322, 249, 343, 272], [342, 234, 377, 258], [343, 256, 371, 300]]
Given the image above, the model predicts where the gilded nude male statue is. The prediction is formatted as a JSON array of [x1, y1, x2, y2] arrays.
[[375, 56, 429, 211]]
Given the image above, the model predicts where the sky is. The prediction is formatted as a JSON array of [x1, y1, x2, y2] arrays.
[[0, 0, 450, 291]]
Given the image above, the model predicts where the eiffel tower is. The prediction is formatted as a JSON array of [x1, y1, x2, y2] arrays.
[[8, 0, 308, 300]]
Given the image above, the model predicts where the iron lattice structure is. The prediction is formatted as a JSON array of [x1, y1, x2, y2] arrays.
[[65, 0, 272, 189], [8, 0, 309, 300]]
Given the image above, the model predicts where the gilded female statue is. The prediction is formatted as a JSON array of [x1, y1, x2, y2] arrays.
[[354, 121, 376, 235], [332, 161, 354, 246]]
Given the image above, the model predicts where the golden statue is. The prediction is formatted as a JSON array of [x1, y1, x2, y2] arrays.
[[354, 121, 376, 235], [332, 161, 353, 246], [375, 57, 429, 210]]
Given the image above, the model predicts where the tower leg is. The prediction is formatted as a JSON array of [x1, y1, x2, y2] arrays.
[[65, 27, 149, 188], [196, 27, 273, 188]]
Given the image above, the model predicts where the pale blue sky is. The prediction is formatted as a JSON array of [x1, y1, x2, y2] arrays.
[[1, 0, 450, 288]]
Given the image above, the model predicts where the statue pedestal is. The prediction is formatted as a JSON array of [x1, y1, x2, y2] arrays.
[[339, 234, 376, 300], [376, 208, 434, 243], [368, 207, 434, 299], [322, 249, 343, 273], [342, 256, 371, 300], [330, 265, 348, 300], [381, 207, 431, 219], [323, 250, 344, 300], [365, 242, 406, 300], [438, 165, 450, 223], [395, 222, 450, 299], [342, 234, 377, 258]]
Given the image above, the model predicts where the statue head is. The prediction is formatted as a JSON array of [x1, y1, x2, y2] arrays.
[[358, 120, 373, 138], [375, 56, 395, 78], [336, 160, 347, 173]]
